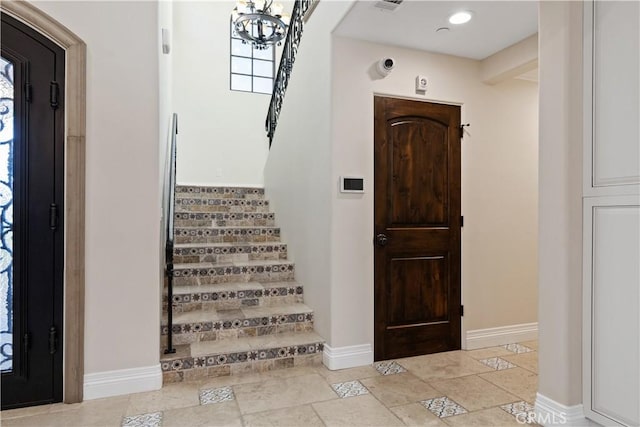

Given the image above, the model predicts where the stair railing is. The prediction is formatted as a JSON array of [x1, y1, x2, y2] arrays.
[[265, 0, 315, 146], [164, 113, 178, 355]]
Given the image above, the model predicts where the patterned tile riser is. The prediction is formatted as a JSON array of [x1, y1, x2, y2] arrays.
[[175, 219, 276, 228], [162, 353, 323, 384], [161, 346, 323, 384], [173, 272, 296, 286], [175, 235, 281, 244], [160, 321, 315, 345], [161, 313, 314, 336], [175, 186, 265, 198], [163, 286, 304, 310], [173, 252, 286, 264], [175, 198, 271, 215], [175, 211, 276, 227], [173, 243, 287, 264], [162, 295, 305, 314], [175, 205, 272, 214]]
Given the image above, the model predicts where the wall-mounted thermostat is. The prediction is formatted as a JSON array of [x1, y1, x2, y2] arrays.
[[340, 176, 365, 193]]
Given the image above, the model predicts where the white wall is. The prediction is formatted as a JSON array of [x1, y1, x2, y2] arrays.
[[32, 1, 161, 377], [263, 1, 355, 344], [537, 0, 584, 408], [330, 37, 539, 349], [172, 1, 270, 187], [159, 0, 173, 290]]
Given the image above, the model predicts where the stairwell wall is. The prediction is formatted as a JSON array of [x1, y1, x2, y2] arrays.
[[31, 0, 162, 389], [172, 1, 270, 187], [263, 1, 355, 346]]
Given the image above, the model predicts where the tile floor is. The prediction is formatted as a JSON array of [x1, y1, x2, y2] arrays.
[[1, 341, 538, 427]]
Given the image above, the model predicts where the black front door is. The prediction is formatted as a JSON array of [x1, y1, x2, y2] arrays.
[[1, 12, 65, 409]]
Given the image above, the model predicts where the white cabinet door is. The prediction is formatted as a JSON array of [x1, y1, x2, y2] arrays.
[[583, 2, 640, 426]]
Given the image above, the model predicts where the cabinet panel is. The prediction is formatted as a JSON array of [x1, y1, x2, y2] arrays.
[[585, 1, 640, 193], [584, 198, 640, 426]]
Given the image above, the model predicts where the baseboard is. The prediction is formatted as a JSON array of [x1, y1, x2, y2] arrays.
[[323, 343, 373, 370], [83, 364, 162, 400], [465, 322, 538, 350], [535, 393, 598, 426]]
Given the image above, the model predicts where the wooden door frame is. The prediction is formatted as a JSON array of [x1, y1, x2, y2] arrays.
[[1, 0, 86, 403], [373, 94, 464, 358]]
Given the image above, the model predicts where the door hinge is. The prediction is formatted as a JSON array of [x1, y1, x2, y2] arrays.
[[50, 81, 60, 109], [49, 326, 58, 354], [23, 332, 30, 354], [49, 203, 59, 230], [25, 83, 32, 103], [460, 305, 464, 317], [460, 215, 464, 227]]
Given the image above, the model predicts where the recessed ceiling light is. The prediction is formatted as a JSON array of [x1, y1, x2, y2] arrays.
[[449, 11, 472, 25], [436, 27, 450, 33]]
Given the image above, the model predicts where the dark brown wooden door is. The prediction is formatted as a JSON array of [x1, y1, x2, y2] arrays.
[[374, 96, 461, 361]]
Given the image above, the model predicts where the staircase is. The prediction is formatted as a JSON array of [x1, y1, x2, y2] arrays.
[[160, 186, 324, 383]]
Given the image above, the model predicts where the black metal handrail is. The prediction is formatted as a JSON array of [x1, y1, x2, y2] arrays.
[[265, 0, 315, 146], [164, 113, 178, 355]]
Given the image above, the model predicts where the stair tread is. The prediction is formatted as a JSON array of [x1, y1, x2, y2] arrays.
[[174, 242, 284, 248], [189, 331, 324, 358], [164, 302, 313, 325], [175, 226, 279, 230], [171, 281, 300, 295], [174, 259, 294, 270]]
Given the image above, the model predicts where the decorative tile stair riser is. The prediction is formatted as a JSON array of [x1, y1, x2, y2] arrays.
[[161, 186, 324, 383]]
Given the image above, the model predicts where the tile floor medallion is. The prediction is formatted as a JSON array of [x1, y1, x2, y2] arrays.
[[420, 396, 468, 418], [501, 400, 536, 422], [199, 386, 235, 405], [502, 343, 534, 354], [121, 411, 163, 427], [331, 380, 370, 398], [374, 360, 407, 376], [479, 356, 517, 371]]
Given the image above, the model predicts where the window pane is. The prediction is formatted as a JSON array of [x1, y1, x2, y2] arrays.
[[253, 46, 273, 61], [231, 39, 251, 58], [231, 74, 252, 92], [253, 76, 273, 94], [253, 59, 273, 78], [231, 57, 252, 75], [0, 56, 14, 373]]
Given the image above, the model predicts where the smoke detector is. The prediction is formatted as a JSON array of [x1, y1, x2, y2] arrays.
[[373, 0, 403, 12]]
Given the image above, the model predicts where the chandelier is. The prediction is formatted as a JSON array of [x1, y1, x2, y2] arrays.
[[232, 1, 290, 50]]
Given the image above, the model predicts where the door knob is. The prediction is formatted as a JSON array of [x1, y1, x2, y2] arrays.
[[375, 233, 389, 246]]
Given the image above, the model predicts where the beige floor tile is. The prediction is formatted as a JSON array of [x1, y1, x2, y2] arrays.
[[1, 404, 51, 420], [389, 402, 448, 426], [313, 394, 404, 427], [315, 364, 381, 384], [360, 372, 441, 407], [3, 396, 130, 427], [126, 381, 200, 415], [199, 366, 317, 389], [442, 407, 521, 426], [502, 352, 538, 373], [162, 400, 242, 426], [479, 367, 538, 403], [0, 412, 75, 427], [233, 373, 337, 414], [397, 351, 493, 381], [242, 404, 324, 426], [520, 340, 539, 350], [430, 375, 518, 411], [464, 346, 514, 360]]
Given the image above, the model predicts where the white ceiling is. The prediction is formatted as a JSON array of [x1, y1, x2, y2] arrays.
[[334, 1, 538, 60]]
